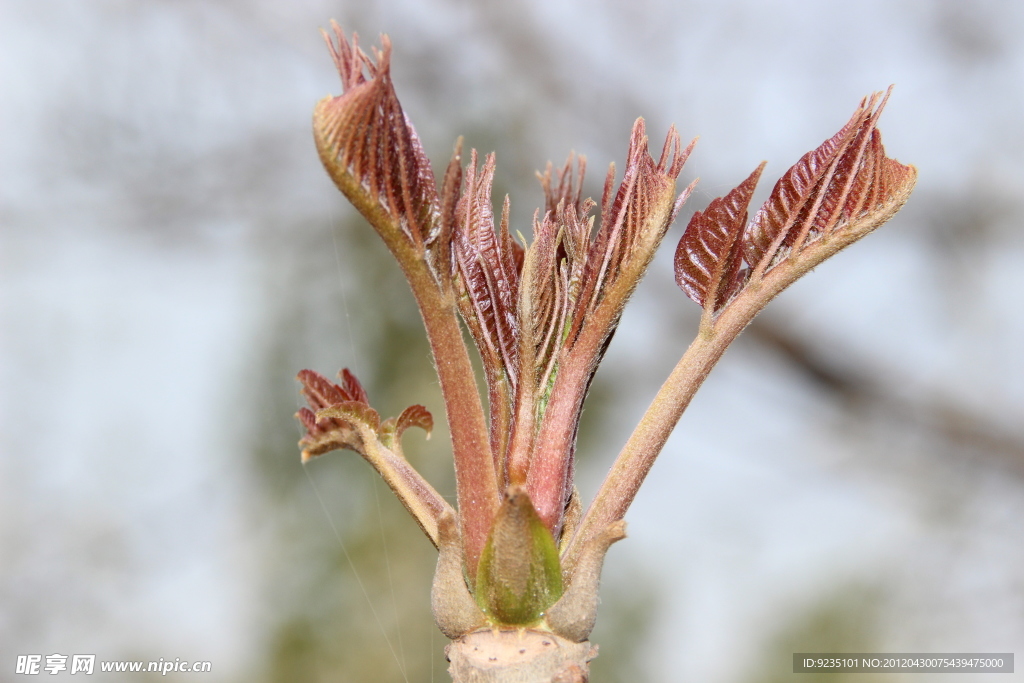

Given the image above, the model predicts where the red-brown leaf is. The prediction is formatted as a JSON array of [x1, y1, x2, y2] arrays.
[[429, 138, 464, 279], [299, 426, 361, 462], [570, 120, 694, 339], [453, 151, 521, 387], [675, 162, 765, 313], [524, 121, 695, 531], [538, 152, 586, 218], [296, 368, 377, 460], [299, 399, 381, 461], [395, 404, 434, 440], [314, 23, 441, 251], [581, 120, 662, 315], [743, 97, 871, 272], [296, 407, 319, 434], [520, 154, 596, 395], [297, 369, 348, 410], [742, 90, 913, 275], [839, 129, 917, 231], [338, 368, 369, 406]]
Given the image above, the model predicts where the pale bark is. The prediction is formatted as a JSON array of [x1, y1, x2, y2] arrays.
[[446, 630, 597, 683]]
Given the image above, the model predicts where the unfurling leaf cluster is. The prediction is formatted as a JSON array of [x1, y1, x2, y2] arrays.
[[675, 89, 916, 326], [294, 23, 917, 674]]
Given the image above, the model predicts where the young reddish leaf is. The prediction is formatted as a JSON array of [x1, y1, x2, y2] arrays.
[[575, 121, 694, 331], [528, 155, 594, 367], [297, 368, 362, 412], [453, 151, 522, 388], [295, 368, 451, 547], [538, 152, 587, 218], [833, 128, 917, 239], [300, 401, 378, 462], [743, 90, 914, 277], [742, 105, 865, 273], [396, 404, 433, 438], [295, 406, 361, 461], [524, 121, 696, 532], [570, 92, 915, 574], [518, 155, 595, 407], [296, 369, 380, 462], [504, 163, 596, 489], [517, 209, 562, 390], [313, 23, 441, 256], [428, 138, 464, 280], [452, 151, 524, 468], [337, 367, 369, 405], [675, 161, 765, 314]]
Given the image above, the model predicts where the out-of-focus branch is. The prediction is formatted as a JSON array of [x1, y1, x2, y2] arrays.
[[747, 319, 1024, 477]]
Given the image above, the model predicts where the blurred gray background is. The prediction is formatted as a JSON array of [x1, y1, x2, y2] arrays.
[[2, 0, 1023, 681]]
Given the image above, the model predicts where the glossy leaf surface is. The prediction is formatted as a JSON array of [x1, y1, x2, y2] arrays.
[[675, 162, 765, 313], [743, 89, 916, 276]]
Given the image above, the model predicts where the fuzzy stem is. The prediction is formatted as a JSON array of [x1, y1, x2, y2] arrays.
[[316, 141, 500, 575], [525, 175, 679, 534], [561, 319, 731, 575], [395, 261, 500, 576], [317, 414, 454, 547]]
